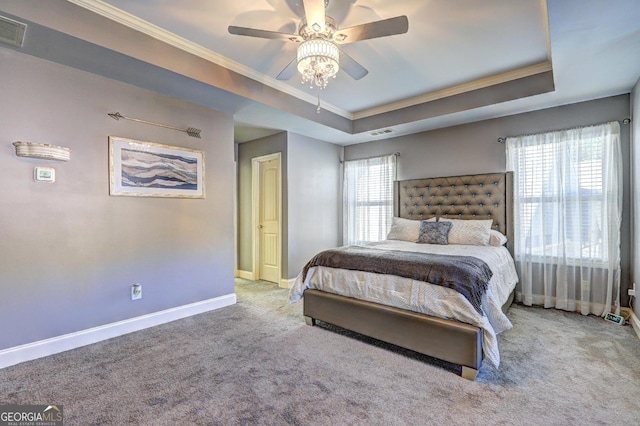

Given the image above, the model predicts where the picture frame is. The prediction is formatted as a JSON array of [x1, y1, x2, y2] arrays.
[[109, 136, 205, 198]]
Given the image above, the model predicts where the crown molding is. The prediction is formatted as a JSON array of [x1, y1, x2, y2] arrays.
[[67, 0, 554, 126], [353, 61, 554, 120], [67, 0, 352, 119], [355, 1, 553, 121], [541, 0, 553, 67]]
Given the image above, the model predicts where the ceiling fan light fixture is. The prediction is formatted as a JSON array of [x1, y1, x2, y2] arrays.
[[297, 39, 339, 89]]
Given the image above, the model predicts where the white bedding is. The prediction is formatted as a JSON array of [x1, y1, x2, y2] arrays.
[[289, 240, 519, 368]]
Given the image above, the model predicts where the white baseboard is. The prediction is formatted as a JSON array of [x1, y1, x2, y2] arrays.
[[237, 270, 292, 289], [236, 270, 255, 280], [0, 293, 236, 370], [630, 310, 640, 340], [280, 278, 296, 289]]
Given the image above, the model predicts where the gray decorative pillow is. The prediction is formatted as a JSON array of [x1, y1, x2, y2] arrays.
[[417, 221, 452, 245]]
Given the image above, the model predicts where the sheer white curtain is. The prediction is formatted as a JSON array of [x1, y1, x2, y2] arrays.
[[343, 154, 396, 245], [506, 121, 622, 316]]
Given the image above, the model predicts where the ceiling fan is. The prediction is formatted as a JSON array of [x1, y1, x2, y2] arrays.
[[228, 0, 409, 98]]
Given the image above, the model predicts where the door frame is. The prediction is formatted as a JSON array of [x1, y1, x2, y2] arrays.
[[251, 152, 282, 284]]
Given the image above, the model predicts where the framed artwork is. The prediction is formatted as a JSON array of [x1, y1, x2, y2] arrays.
[[109, 136, 205, 198]]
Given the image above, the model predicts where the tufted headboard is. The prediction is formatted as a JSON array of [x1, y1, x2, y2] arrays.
[[394, 172, 514, 254]]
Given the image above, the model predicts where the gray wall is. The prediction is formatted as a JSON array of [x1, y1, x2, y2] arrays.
[[236, 133, 288, 274], [0, 49, 235, 350], [287, 133, 343, 278], [345, 95, 632, 296], [632, 78, 639, 316]]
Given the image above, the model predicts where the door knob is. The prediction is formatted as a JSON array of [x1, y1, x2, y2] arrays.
[[258, 225, 264, 229]]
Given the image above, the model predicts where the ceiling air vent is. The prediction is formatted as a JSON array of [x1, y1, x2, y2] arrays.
[[370, 128, 394, 136], [0, 15, 27, 47]]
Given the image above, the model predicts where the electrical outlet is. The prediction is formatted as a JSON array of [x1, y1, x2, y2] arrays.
[[629, 282, 636, 297], [131, 283, 142, 300]]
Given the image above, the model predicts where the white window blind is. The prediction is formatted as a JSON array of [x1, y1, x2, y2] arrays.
[[343, 154, 396, 245]]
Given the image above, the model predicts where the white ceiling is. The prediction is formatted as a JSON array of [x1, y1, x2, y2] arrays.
[[70, 0, 640, 144]]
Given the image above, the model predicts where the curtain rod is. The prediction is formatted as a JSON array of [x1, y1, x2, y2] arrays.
[[340, 152, 400, 164], [497, 118, 631, 144], [108, 112, 202, 138]]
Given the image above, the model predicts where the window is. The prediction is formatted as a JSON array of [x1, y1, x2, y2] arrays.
[[506, 121, 622, 316], [343, 154, 396, 245], [512, 133, 610, 261]]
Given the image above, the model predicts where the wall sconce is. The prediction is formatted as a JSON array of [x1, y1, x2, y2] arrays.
[[13, 141, 71, 161]]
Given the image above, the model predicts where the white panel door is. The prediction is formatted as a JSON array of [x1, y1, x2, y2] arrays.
[[258, 158, 280, 283]]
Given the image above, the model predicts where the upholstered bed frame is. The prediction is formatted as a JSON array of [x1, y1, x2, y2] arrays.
[[303, 172, 514, 380]]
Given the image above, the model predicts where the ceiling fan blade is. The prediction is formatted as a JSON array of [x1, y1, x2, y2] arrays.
[[303, 0, 326, 32], [276, 57, 298, 81], [339, 49, 368, 80], [333, 15, 409, 44], [228, 26, 302, 42]]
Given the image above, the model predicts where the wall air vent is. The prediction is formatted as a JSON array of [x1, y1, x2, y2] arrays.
[[370, 128, 394, 136], [0, 15, 27, 48]]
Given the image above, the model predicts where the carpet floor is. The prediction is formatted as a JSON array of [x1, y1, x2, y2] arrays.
[[1, 279, 639, 425]]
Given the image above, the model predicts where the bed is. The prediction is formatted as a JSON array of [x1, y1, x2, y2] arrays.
[[289, 172, 517, 380]]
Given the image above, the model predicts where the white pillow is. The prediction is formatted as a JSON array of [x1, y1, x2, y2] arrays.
[[386, 217, 435, 242], [386, 217, 420, 242], [438, 218, 492, 246], [489, 229, 508, 246]]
